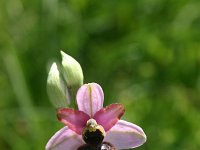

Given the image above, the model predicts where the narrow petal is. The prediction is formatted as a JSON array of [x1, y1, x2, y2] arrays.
[[76, 83, 104, 117], [104, 120, 147, 149], [93, 104, 125, 131], [46, 127, 84, 150], [57, 108, 90, 134]]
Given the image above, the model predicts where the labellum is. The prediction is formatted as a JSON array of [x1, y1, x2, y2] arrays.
[[79, 119, 116, 150], [77, 142, 116, 150], [82, 119, 105, 146]]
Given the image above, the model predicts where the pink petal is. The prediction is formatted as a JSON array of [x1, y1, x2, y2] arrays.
[[104, 120, 147, 149], [76, 83, 104, 117], [57, 108, 90, 134], [45, 127, 84, 150], [93, 104, 125, 131]]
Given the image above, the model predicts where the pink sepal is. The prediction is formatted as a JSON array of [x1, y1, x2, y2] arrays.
[[76, 83, 104, 117], [104, 120, 147, 149], [45, 127, 84, 150]]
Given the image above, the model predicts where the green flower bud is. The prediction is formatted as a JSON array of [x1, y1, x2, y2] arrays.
[[61, 51, 84, 88], [47, 62, 69, 108]]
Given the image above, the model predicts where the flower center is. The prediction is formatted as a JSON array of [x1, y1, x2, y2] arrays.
[[82, 119, 105, 147]]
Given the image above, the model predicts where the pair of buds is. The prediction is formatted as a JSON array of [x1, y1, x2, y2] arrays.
[[47, 51, 83, 108]]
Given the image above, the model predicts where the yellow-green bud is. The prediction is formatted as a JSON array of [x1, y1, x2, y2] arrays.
[[47, 63, 69, 108], [61, 51, 83, 88]]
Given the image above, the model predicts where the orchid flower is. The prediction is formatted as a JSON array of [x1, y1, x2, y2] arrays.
[[46, 83, 146, 150]]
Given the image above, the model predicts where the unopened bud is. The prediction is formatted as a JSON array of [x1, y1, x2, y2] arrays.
[[47, 63, 69, 108], [61, 51, 83, 88]]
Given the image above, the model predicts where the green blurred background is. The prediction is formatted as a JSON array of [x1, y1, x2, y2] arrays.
[[0, 0, 199, 149]]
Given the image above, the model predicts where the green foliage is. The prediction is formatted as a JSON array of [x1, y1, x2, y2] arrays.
[[0, 0, 199, 149]]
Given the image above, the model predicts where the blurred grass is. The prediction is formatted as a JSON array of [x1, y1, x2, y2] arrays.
[[0, 0, 200, 150]]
